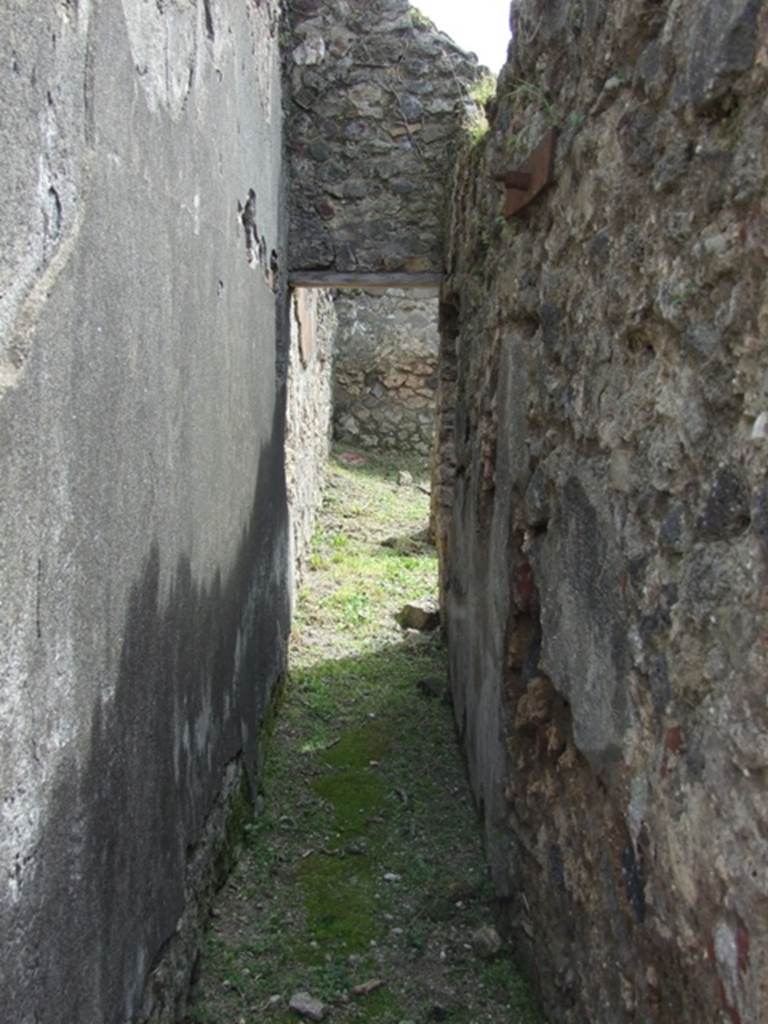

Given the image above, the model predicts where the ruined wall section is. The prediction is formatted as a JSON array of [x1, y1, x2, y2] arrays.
[[333, 288, 438, 454], [286, 288, 336, 595], [286, 0, 485, 274], [0, 2, 289, 1021], [436, 1, 768, 1021]]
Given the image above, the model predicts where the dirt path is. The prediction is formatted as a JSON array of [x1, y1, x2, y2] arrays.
[[189, 450, 544, 1024]]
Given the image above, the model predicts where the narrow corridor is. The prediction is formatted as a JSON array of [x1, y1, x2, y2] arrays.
[[187, 450, 543, 1024]]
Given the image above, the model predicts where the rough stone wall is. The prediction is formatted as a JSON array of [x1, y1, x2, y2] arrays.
[[285, 287, 336, 594], [435, 1, 768, 1022], [333, 288, 438, 454], [286, 0, 485, 274], [0, 3, 289, 1022]]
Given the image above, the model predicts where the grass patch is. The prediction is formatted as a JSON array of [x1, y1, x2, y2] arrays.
[[299, 852, 380, 951]]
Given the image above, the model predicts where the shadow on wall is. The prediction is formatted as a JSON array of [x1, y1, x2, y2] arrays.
[[1, 401, 291, 1024]]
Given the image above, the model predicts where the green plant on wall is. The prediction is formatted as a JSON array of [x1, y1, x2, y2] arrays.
[[466, 75, 497, 147], [468, 113, 490, 146], [508, 79, 559, 126], [501, 78, 585, 159], [470, 74, 498, 107], [409, 7, 434, 30]]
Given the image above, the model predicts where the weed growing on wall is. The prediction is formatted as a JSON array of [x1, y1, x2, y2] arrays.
[[466, 74, 498, 146]]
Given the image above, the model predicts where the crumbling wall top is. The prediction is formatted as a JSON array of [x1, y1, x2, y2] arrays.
[[286, 0, 487, 276]]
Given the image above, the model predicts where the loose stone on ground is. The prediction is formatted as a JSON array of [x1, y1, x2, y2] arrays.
[[289, 992, 327, 1021], [396, 599, 440, 631]]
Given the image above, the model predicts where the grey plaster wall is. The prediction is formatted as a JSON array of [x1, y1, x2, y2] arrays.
[[0, 2, 288, 1021], [333, 288, 439, 455], [286, 0, 486, 274], [435, 0, 768, 1021]]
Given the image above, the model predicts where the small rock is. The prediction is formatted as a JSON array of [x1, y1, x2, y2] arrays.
[[447, 880, 475, 902], [383, 871, 401, 882], [381, 534, 425, 555], [397, 470, 414, 486], [397, 599, 440, 631], [383, 528, 431, 551], [752, 412, 768, 441], [471, 925, 503, 960], [289, 992, 327, 1021], [591, 74, 624, 114], [292, 35, 326, 66], [337, 451, 367, 466]]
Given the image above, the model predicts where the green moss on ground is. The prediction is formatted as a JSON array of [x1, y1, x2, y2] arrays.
[[189, 447, 545, 1024]]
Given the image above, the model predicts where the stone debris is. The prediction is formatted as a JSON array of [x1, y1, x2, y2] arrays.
[[471, 925, 502, 960], [397, 599, 440, 631], [381, 530, 431, 555], [289, 991, 327, 1021], [336, 451, 368, 466], [397, 470, 414, 486], [751, 411, 768, 441]]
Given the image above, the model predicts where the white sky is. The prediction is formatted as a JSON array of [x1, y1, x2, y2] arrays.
[[412, 1, 512, 73]]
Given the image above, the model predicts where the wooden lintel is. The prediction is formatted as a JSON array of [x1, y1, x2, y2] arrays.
[[288, 271, 443, 292]]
